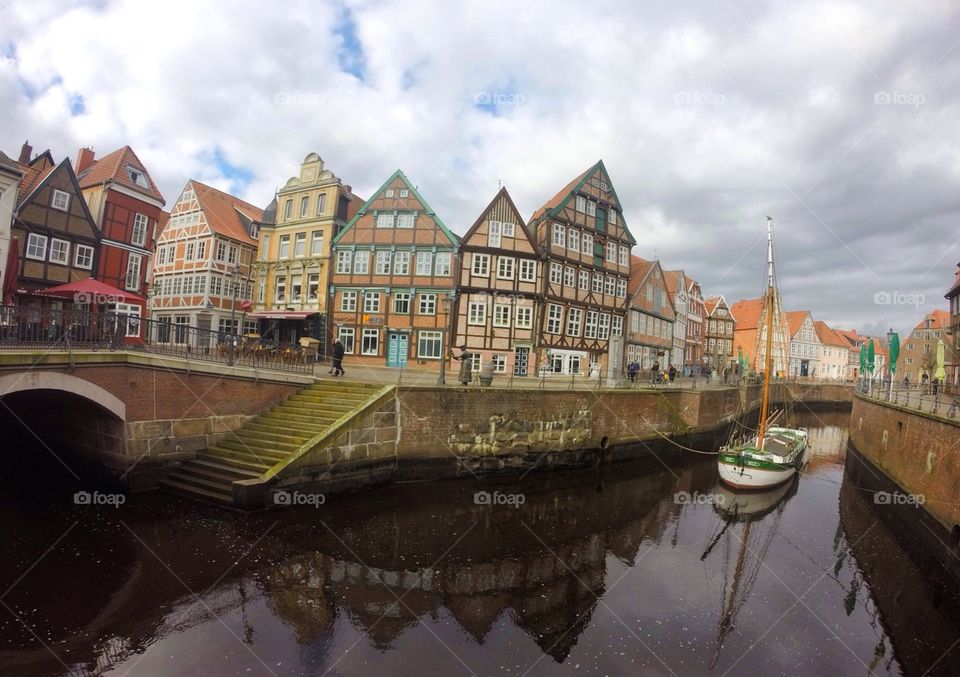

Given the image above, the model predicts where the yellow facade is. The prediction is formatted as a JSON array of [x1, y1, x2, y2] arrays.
[[254, 153, 358, 317]]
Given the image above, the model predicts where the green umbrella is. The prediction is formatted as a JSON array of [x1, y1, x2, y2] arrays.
[[888, 332, 900, 375], [866, 339, 875, 373], [936, 339, 946, 381], [859, 344, 866, 376]]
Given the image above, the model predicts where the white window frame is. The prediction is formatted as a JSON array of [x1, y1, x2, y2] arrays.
[[575, 195, 586, 212], [516, 306, 533, 329], [434, 252, 451, 276], [354, 250, 370, 274], [519, 259, 536, 282], [125, 254, 143, 292], [488, 220, 501, 247], [578, 270, 589, 291], [566, 307, 583, 337], [584, 311, 599, 339], [493, 303, 511, 328], [568, 228, 580, 252], [497, 256, 515, 280], [394, 251, 410, 275], [375, 251, 391, 275], [393, 292, 411, 314], [468, 300, 487, 325], [376, 213, 394, 228], [582, 232, 593, 256], [364, 292, 381, 313], [49, 238, 70, 265], [131, 213, 148, 247], [278, 235, 290, 259], [26, 233, 47, 261], [341, 291, 357, 311], [417, 330, 443, 359], [472, 254, 490, 277], [550, 262, 563, 285], [419, 293, 437, 315], [361, 328, 380, 355], [552, 223, 566, 248], [294, 232, 306, 257], [563, 266, 575, 287], [618, 245, 628, 266], [502, 222, 515, 237], [396, 213, 415, 229], [546, 303, 563, 334], [336, 250, 353, 273], [51, 189, 70, 211], [311, 230, 324, 256], [339, 326, 355, 353], [74, 244, 94, 269], [416, 251, 433, 276]]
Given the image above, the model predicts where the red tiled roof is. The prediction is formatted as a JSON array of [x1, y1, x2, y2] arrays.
[[662, 270, 683, 305], [786, 310, 810, 337], [11, 152, 55, 205], [529, 165, 592, 222], [704, 295, 723, 315], [628, 255, 655, 295], [814, 320, 848, 347], [77, 145, 165, 203], [191, 180, 263, 245], [912, 309, 951, 331], [730, 298, 764, 330], [947, 264, 960, 298]]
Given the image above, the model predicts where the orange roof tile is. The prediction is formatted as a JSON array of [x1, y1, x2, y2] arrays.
[[786, 310, 810, 337], [529, 165, 591, 222], [628, 255, 655, 295], [662, 270, 683, 305], [704, 295, 724, 315], [77, 145, 165, 203], [730, 298, 764, 330], [191, 181, 263, 245], [814, 321, 848, 347], [12, 152, 55, 205], [911, 309, 951, 331]]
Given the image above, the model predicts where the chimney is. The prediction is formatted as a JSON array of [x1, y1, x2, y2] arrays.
[[18, 141, 32, 164], [76, 147, 95, 174]]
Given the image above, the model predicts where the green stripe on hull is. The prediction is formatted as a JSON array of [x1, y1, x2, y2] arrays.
[[718, 454, 796, 471]]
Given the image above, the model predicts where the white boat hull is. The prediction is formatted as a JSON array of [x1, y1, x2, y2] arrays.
[[717, 461, 797, 489]]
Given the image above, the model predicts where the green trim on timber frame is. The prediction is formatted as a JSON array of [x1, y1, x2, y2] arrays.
[[333, 169, 459, 247], [544, 160, 637, 246]]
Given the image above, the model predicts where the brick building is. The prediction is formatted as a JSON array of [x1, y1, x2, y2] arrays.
[[625, 256, 675, 371], [703, 295, 734, 370]]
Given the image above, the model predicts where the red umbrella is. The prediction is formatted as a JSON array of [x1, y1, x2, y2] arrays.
[[34, 278, 145, 304], [2, 236, 19, 305]]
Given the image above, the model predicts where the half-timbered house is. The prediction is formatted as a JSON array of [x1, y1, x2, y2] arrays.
[[526, 161, 635, 377], [329, 170, 458, 369], [626, 256, 676, 371], [151, 181, 263, 337], [703, 295, 734, 370], [686, 278, 705, 368], [453, 187, 542, 377]]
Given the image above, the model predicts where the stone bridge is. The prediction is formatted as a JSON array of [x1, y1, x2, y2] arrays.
[[0, 350, 310, 487]]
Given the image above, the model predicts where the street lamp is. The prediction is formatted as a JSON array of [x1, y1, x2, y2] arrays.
[[439, 293, 452, 385], [228, 265, 242, 366], [887, 327, 897, 400]]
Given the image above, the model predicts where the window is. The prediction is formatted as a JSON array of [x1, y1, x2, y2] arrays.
[[132, 213, 148, 246], [275, 277, 286, 302], [502, 222, 515, 237], [516, 306, 533, 329], [185, 242, 195, 260], [435, 252, 451, 276], [290, 275, 302, 301], [416, 251, 433, 276], [468, 300, 487, 325], [418, 331, 443, 358], [394, 292, 411, 314], [472, 254, 490, 277], [396, 213, 415, 229], [566, 307, 583, 336], [375, 251, 391, 275], [612, 316, 623, 336], [498, 257, 515, 279], [295, 232, 306, 257], [258, 277, 266, 303], [491, 354, 507, 373], [400, 189, 409, 198], [552, 223, 566, 248], [307, 273, 319, 300], [631, 310, 641, 332], [279, 235, 290, 259], [51, 189, 70, 211], [493, 304, 511, 327], [578, 270, 589, 291], [74, 244, 94, 269], [125, 254, 143, 291], [575, 195, 586, 212], [586, 201, 596, 217], [592, 274, 603, 293], [49, 238, 70, 265], [336, 250, 353, 273], [341, 291, 357, 311], [362, 328, 380, 355], [582, 232, 593, 255], [300, 196, 309, 217], [310, 230, 324, 256], [563, 266, 575, 287], [339, 327, 355, 353], [227, 246, 237, 264], [520, 260, 536, 282], [616, 279, 627, 298], [584, 311, 599, 339], [568, 228, 580, 252], [607, 242, 617, 262], [196, 240, 206, 261], [26, 233, 47, 260], [419, 293, 436, 315], [604, 276, 615, 296], [316, 193, 326, 215], [488, 220, 501, 247], [610, 210, 618, 225], [385, 189, 395, 198], [353, 250, 369, 274], [546, 304, 563, 334], [618, 246, 628, 266], [364, 292, 381, 313], [284, 200, 293, 220], [394, 251, 410, 275], [376, 213, 394, 228]]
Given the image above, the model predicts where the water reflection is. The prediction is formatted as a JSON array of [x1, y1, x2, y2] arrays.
[[1, 409, 959, 676]]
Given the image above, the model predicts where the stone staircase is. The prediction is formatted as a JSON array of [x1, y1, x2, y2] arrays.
[[159, 380, 383, 506]]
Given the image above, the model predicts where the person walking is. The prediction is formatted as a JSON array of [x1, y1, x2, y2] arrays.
[[627, 360, 640, 383], [330, 338, 345, 377], [668, 364, 677, 383]]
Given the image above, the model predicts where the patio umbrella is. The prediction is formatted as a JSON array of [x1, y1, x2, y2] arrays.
[[888, 332, 900, 375], [858, 344, 866, 376], [33, 278, 145, 303], [936, 339, 946, 381], [866, 339, 875, 373], [2, 236, 19, 305]]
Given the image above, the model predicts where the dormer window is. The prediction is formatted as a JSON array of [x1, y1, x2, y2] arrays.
[[127, 165, 150, 188]]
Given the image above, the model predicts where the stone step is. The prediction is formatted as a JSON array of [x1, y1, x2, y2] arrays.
[[191, 458, 262, 479], [232, 428, 314, 446], [159, 477, 234, 505], [218, 438, 294, 459], [287, 394, 369, 406], [173, 464, 239, 490], [204, 447, 272, 472], [244, 419, 332, 436], [258, 411, 338, 427], [275, 403, 354, 418], [176, 461, 253, 485]]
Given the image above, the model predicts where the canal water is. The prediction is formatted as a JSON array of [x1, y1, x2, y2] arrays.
[[1, 409, 959, 676]]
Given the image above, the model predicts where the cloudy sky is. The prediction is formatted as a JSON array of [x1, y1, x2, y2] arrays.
[[2, 0, 959, 336]]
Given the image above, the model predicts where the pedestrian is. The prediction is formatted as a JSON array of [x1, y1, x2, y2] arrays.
[[903, 373, 910, 388], [452, 344, 473, 385], [668, 364, 677, 382], [723, 366, 730, 384], [705, 364, 712, 384], [330, 338, 345, 376], [627, 360, 640, 383], [651, 361, 660, 384]]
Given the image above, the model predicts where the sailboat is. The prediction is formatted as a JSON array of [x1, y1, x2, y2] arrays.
[[717, 217, 808, 489]]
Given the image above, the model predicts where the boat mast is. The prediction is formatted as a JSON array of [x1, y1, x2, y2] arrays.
[[757, 217, 776, 449]]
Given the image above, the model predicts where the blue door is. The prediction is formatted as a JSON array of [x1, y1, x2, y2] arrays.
[[386, 332, 408, 367]]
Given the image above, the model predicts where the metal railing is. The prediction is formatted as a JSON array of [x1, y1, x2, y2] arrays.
[[0, 305, 313, 374], [856, 379, 959, 418]]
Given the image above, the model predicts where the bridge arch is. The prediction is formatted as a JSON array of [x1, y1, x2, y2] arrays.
[[0, 371, 126, 421]]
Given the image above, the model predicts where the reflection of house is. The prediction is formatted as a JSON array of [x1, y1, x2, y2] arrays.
[[527, 161, 634, 377], [898, 310, 958, 383], [786, 310, 821, 377], [731, 296, 789, 375], [814, 321, 849, 381], [626, 256, 675, 370], [0, 151, 25, 298], [663, 269, 688, 368], [252, 153, 362, 347], [151, 181, 263, 336], [703, 295, 734, 369], [4, 143, 100, 305], [328, 170, 458, 368], [75, 146, 166, 324], [453, 187, 542, 376]]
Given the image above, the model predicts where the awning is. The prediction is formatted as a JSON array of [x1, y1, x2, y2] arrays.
[[248, 311, 318, 320], [33, 278, 146, 303]]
